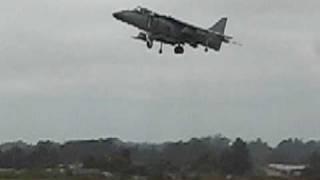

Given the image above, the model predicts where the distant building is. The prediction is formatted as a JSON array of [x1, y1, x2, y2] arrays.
[[68, 163, 83, 170], [265, 163, 307, 177], [67, 162, 103, 177], [102, 171, 113, 178], [0, 168, 15, 173]]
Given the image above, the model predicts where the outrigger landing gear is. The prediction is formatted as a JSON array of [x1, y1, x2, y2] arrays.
[[174, 45, 184, 54]]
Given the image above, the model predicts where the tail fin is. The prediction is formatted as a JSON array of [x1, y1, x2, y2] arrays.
[[209, 17, 227, 34]]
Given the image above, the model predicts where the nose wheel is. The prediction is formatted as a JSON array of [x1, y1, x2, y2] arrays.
[[174, 45, 184, 54]]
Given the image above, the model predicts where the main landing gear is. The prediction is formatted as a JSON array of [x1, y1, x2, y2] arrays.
[[146, 41, 185, 55], [174, 45, 184, 54]]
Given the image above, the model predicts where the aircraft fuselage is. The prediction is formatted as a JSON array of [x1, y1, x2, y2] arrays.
[[113, 7, 231, 54]]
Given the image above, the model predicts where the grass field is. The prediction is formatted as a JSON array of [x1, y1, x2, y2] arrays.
[[0, 176, 105, 180], [0, 178, 314, 180], [0, 171, 315, 180]]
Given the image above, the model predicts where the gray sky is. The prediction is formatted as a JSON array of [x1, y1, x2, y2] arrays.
[[0, 0, 319, 145]]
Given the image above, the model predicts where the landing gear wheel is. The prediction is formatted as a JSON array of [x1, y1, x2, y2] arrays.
[[205, 47, 209, 52], [174, 46, 184, 54]]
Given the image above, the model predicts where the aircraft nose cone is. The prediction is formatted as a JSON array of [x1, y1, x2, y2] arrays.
[[113, 12, 123, 20], [113, 10, 138, 27]]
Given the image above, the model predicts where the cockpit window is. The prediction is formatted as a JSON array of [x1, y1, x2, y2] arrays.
[[134, 6, 152, 14], [134, 6, 142, 12]]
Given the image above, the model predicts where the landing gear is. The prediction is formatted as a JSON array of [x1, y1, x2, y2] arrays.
[[205, 40, 209, 53], [159, 42, 163, 54], [146, 33, 153, 49], [174, 45, 184, 54], [147, 41, 153, 49]]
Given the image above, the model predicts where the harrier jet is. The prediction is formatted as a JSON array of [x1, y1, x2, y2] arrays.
[[113, 7, 236, 54]]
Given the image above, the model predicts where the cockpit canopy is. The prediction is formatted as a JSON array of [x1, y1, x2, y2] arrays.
[[134, 6, 153, 15]]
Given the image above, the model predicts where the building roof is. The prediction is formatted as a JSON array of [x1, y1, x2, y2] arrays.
[[268, 164, 306, 171]]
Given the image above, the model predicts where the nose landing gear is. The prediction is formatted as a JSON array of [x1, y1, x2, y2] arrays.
[[146, 33, 153, 49], [147, 41, 153, 49]]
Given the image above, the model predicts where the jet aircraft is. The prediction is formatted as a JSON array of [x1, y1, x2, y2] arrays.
[[113, 7, 235, 54]]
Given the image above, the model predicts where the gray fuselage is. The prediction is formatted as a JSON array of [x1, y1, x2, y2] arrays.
[[113, 9, 222, 50]]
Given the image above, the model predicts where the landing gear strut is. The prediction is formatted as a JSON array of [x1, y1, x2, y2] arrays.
[[147, 41, 153, 49], [174, 45, 184, 54], [146, 34, 153, 49], [205, 40, 209, 52], [159, 42, 163, 54]]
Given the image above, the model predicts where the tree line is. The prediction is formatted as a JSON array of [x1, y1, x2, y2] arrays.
[[0, 136, 320, 177]]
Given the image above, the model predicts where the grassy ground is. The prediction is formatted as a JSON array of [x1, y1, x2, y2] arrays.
[[0, 178, 315, 180], [0, 178, 312, 180], [0, 172, 316, 180], [0, 177, 107, 180]]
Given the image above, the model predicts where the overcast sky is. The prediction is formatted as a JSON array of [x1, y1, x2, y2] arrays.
[[0, 0, 319, 145]]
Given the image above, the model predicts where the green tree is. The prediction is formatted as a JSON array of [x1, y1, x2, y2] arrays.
[[219, 138, 252, 176], [231, 138, 252, 175], [304, 151, 320, 176]]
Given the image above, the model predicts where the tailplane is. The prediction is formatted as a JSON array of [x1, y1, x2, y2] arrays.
[[209, 17, 227, 34]]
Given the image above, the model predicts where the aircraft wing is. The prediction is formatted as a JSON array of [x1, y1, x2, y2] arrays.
[[157, 15, 212, 46], [161, 16, 201, 30], [162, 16, 233, 50]]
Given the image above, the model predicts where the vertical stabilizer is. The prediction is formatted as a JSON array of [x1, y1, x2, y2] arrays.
[[209, 17, 227, 34]]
